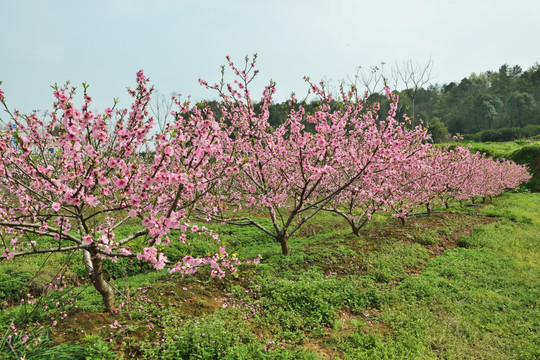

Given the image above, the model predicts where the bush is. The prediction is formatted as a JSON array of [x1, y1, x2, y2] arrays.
[[427, 118, 449, 143], [503, 127, 524, 141], [480, 129, 504, 142], [475, 125, 540, 143], [479, 127, 524, 142], [522, 124, 540, 138]]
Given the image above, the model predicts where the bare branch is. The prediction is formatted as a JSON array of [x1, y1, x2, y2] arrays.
[[0, 244, 87, 259], [149, 89, 175, 133]]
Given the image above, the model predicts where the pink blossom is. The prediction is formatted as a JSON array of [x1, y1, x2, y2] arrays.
[[154, 253, 167, 270], [107, 159, 118, 168], [113, 177, 128, 189], [164, 146, 173, 156], [85, 195, 100, 207], [3, 249, 14, 260], [51, 202, 61, 212], [82, 177, 95, 187], [82, 236, 93, 245], [97, 176, 110, 185], [0, 60, 530, 314]]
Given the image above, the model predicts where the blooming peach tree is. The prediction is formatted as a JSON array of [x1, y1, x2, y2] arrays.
[[197, 58, 410, 254], [383, 145, 531, 222], [0, 72, 239, 312], [323, 88, 431, 234]]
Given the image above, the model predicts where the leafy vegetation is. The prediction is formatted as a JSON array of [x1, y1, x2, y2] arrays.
[[1, 192, 538, 359]]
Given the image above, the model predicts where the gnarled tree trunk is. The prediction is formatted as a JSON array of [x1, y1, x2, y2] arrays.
[[88, 250, 115, 312], [276, 233, 290, 256]]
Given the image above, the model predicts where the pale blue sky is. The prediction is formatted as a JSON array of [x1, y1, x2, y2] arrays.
[[1, 0, 539, 114]]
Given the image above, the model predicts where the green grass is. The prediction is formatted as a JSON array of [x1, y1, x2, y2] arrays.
[[325, 192, 540, 359], [1, 193, 539, 359], [447, 139, 539, 159]]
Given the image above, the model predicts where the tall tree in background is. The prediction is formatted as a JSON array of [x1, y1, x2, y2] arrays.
[[347, 62, 388, 98], [392, 58, 434, 126], [507, 92, 535, 127], [427, 117, 448, 143], [149, 89, 175, 133], [473, 94, 500, 130]]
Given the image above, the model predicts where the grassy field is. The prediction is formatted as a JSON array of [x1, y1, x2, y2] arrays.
[[447, 139, 540, 159], [1, 192, 539, 359]]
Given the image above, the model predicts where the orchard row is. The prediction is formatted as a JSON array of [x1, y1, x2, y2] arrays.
[[0, 58, 531, 310]]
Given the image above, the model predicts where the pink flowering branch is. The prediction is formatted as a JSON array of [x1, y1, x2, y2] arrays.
[[197, 57, 408, 255], [0, 70, 239, 312]]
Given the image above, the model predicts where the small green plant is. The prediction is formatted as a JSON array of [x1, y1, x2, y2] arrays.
[[0, 271, 31, 303], [141, 309, 268, 360], [408, 231, 437, 245], [20, 335, 118, 360], [436, 226, 453, 237]]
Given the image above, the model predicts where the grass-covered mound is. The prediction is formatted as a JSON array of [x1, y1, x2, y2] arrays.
[[510, 143, 540, 192]]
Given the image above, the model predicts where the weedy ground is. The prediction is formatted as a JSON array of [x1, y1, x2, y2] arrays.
[[1, 192, 539, 359]]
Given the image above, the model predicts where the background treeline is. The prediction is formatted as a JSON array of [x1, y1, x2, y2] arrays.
[[388, 62, 540, 140], [191, 63, 540, 143]]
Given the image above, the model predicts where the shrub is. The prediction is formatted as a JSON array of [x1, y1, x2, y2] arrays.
[[480, 129, 504, 142], [510, 144, 540, 192], [522, 124, 540, 138]]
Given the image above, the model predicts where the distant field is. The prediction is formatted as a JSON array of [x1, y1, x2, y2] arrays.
[[447, 139, 539, 159]]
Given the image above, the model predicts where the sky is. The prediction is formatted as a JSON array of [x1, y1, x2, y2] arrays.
[[1, 0, 539, 115]]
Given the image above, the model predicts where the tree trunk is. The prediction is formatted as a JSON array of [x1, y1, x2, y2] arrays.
[[445, 201, 449, 210], [482, 197, 486, 204], [425, 203, 431, 216], [83, 250, 93, 275], [90, 252, 115, 312], [351, 217, 369, 237], [460, 200, 463, 208], [400, 217, 406, 226], [277, 234, 290, 256], [351, 225, 360, 237]]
